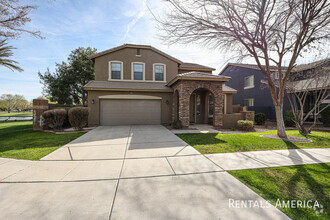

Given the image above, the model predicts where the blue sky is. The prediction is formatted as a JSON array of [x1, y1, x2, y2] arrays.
[[0, 0, 327, 101]]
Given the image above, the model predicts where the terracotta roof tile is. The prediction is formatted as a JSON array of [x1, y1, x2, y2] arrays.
[[179, 62, 215, 70]]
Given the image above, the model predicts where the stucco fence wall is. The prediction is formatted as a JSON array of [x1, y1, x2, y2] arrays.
[[32, 99, 85, 131], [222, 111, 255, 129]]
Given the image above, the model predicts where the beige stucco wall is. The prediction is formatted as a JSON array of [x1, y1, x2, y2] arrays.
[[226, 94, 233, 114], [87, 90, 173, 126], [222, 113, 244, 129], [93, 47, 179, 82]]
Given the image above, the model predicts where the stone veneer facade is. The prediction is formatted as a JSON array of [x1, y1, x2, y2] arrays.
[[32, 99, 49, 131], [171, 80, 223, 128]]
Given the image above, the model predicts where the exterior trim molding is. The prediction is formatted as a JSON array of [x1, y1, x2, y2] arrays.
[[153, 63, 167, 82], [99, 95, 162, 100], [167, 76, 231, 86], [108, 60, 123, 81], [85, 87, 173, 93], [131, 62, 146, 81]]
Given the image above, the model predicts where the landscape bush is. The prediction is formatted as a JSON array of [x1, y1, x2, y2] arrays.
[[237, 120, 254, 131], [171, 119, 183, 129], [41, 109, 67, 131], [68, 107, 89, 130], [255, 113, 266, 125], [320, 104, 330, 127], [284, 110, 296, 127]]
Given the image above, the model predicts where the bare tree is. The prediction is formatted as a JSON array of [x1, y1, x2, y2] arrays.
[[157, 0, 330, 138], [0, 0, 42, 39], [286, 64, 330, 134]]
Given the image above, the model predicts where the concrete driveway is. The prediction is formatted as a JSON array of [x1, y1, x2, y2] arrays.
[[0, 125, 289, 219]]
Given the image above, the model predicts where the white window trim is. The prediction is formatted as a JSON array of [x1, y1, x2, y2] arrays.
[[131, 62, 145, 81], [108, 61, 123, 81], [153, 63, 166, 82], [244, 75, 254, 89], [244, 98, 254, 107]]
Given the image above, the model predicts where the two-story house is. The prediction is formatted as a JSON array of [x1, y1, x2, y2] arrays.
[[220, 63, 291, 120], [84, 44, 245, 128]]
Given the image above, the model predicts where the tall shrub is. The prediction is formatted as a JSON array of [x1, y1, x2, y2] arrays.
[[68, 107, 89, 130], [41, 109, 67, 131], [284, 110, 295, 127], [255, 113, 266, 125]]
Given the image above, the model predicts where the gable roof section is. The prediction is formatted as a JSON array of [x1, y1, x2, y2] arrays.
[[168, 71, 231, 86], [219, 63, 288, 75], [89, 44, 182, 64], [179, 62, 215, 71]]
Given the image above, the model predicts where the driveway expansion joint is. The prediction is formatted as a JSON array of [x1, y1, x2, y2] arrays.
[[108, 125, 132, 220]]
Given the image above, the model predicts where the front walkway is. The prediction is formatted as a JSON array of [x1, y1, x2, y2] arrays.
[[0, 125, 329, 219]]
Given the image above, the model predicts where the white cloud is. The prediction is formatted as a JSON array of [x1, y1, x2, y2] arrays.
[[122, 0, 147, 41]]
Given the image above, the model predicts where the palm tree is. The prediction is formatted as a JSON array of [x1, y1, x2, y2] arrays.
[[0, 39, 23, 72]]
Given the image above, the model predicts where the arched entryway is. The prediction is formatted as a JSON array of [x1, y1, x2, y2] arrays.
[[189, 88, 214, 125], [171, 80, 224, 128]]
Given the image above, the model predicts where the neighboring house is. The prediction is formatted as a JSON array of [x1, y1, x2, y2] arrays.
[[220, 63, 291, 120], [84, 44, 246, 128], [287, 58, 330, 120], [219, 58, 330, 120]]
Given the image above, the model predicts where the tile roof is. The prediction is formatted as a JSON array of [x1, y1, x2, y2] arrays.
[[177, 71, 231, 79], [221, 63, 287, 73], [89, 44, 182, 64], [287, 75, 330, 92], [292, 58, 330, 72], [223, 84, 237, 93], [179, 62, 215, 70], [84, 81, 172, 91]]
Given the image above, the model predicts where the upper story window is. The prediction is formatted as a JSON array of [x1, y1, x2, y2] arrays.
[[132, 62, 145, 80], [109, 61, 123, 80], [244, 75, 254, 89], [154, 64, 166, 81]]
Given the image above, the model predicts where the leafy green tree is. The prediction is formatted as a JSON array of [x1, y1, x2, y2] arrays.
[[39, 47, 96, 106], [0, 40, 23, 72], [0, 94, 27, 112], [0, 99, 6, 110]]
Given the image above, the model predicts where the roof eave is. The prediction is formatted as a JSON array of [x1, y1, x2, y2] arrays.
[[179, 67, 216, 71], [167, 76, 231, 86], [84, 87, 173, 93], [89, 44, 182, 64]]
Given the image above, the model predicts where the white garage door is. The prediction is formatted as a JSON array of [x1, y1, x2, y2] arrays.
[[100, 99, 161, 125]]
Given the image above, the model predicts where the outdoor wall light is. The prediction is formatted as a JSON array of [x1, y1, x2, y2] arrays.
[[166, 100, 169, 105], [91, 99, 95, 104]]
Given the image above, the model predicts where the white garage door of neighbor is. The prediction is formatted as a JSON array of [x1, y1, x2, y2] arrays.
[[100, 99, 161, 125]]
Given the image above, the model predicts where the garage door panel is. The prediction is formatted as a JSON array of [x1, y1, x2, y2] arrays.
[[100, 100, 161, 125]]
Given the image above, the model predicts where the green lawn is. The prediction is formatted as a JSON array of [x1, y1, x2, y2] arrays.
[[0, 111, 33, 116], [176, 130, 330, 154], [229, 164, 330, 220], [0, 121, 85, 160]]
